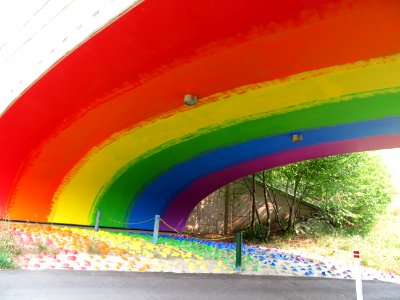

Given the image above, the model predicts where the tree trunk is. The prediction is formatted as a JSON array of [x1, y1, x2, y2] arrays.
[[284, 180, 294, 232], [261, 172, 271, 241], [224, 183, 231, 235], [267, 187, 287, 231], [252, 174, 261, 225], [243, 176, 256, 235], [288, 178, 300, 231]]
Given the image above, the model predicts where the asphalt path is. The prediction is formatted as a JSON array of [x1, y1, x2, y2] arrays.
[[0, 270, 399, 300]]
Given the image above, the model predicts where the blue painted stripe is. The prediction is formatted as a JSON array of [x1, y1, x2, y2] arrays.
[[127, 116, 400, 229]]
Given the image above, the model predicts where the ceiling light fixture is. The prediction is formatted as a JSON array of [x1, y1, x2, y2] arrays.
[[184, 94, 197, 106], [291, 133, 303, 143]]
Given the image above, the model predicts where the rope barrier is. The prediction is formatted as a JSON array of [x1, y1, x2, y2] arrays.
[[101, 213, 155, 226], [3, 214, 234, 242], [160, 218, 234, 241], [100, 214, 233, 241]]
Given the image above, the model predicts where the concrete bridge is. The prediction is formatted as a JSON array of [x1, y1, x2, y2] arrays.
[[1, 0, 400, 231]]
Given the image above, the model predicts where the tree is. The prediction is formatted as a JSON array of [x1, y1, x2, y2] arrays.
[[317, 152, 395, 234], [245, 151, 395, 238], [223, 183, 231, 235], [259, 156, 343, 233], [243, 174, 261, 236]]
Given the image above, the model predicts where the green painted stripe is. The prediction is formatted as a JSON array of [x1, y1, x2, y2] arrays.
[[93, 89, 400, 226]]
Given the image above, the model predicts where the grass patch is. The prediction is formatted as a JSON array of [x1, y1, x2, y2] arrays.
[[391, 206, 400, 216], [0, 221, 21, 269], [267, 210, 400, 275], [33, 241, 49, 254], [32, 240, 59, 255], [0, 223, 22, 256], [86, 238, 103, 255]]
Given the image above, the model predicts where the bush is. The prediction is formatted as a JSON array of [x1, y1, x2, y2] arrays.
[[0, 226, 22, 256], [262, 152, 395, 235], [318, 153, 395, 235], [0, 222, 22, 269], [243, 223, 269, 242], [0, 252, 18, 270]]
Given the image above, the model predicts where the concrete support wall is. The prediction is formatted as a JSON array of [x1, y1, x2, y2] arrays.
[[185, 179, 317, 235]]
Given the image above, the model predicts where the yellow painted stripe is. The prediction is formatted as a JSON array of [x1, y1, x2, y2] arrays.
[[50, 54, 400, 224]]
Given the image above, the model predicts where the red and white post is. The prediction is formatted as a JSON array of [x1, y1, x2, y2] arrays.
[[353, 250, 363, 300]]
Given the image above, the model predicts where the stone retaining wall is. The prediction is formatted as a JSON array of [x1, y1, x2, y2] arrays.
[[185, 179, 317, 234]]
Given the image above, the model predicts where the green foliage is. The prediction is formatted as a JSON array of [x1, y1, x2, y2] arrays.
[[0, 223, 21, 269], [243, 223, 269, 242], [316, 153, 394, 234], [262, 152, 395, 235], [34, 241, 48, 254], [0, 252, 18, 270]]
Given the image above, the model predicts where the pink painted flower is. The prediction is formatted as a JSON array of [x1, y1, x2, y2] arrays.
[[83, 260, 91, 266]]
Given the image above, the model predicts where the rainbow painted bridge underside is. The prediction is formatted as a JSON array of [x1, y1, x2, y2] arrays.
[[1, 0, 400, 230]]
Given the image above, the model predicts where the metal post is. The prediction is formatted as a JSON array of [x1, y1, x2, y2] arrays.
[[354, 250, 363, 300], [153, 215, 160, 244], [235, 231, 243, 272], [94, 210, 101, 232]]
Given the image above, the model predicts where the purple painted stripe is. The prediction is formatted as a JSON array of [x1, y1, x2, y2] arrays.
[[162, 135, 400, 231]]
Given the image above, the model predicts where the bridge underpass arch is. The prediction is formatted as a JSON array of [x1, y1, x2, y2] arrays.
[[0, 0, 400, 232]]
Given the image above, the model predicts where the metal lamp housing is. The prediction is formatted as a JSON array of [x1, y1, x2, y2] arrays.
[[184, 94, 198, 106], [291, 133, 303, 143]]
